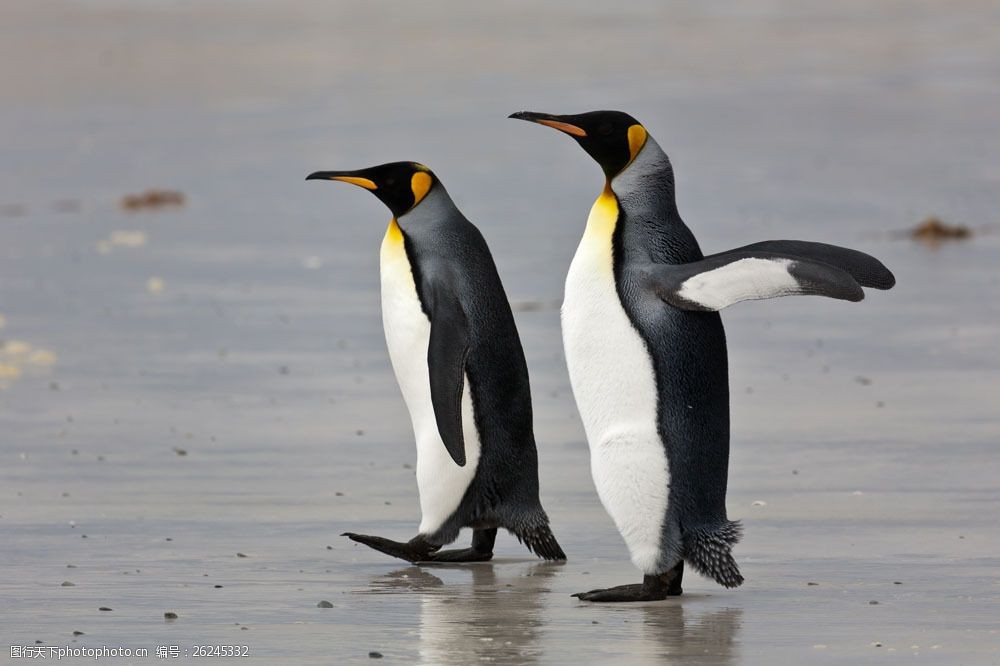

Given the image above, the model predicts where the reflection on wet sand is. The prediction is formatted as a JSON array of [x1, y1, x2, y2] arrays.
[[366, 563, 741, 665], [641, 603, 743, 665], [367, 565, 445, 593], [370, 563, 558, 665]]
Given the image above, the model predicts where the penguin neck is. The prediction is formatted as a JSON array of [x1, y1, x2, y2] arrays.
[[610, 135, 680, 220], [396, 184, 460, 232], [608, 135, 703, 264]]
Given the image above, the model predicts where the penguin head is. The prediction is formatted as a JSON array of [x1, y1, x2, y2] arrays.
[[306, 161, 437, 218], [509, 110, 647, 179]]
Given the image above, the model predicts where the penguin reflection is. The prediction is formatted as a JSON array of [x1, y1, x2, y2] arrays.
[[640, 604, 742, 665], [372, 562, 557, 666]]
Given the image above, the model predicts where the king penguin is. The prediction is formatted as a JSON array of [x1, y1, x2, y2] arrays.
[[510, 110, 894, 601], [306, 161, 565, 563]]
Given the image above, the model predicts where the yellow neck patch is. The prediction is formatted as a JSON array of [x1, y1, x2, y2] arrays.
[[627, 125, 647, 165], [579, 183, 620, 277], [586, 183, 619, 237], [411, 172, 433, 207], [384, 218, 404, 246]]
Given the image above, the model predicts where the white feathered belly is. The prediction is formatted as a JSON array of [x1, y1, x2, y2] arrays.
[[380, 221, 481, 536], [561, 189, 669, 574]]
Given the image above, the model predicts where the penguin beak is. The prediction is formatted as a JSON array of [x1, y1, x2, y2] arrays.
[[305, 171, 378, 190], [508, 111, 587, 137]]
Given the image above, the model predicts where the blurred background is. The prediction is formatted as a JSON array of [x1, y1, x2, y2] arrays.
[[2, 1, 998, 664]]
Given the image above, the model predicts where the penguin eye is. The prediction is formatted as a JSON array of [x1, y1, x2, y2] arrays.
[[385, 177, 396, 186], [597, 123, 613, 136]]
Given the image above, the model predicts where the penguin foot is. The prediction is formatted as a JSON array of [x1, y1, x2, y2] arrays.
[[421, 547, 493, 563], [572, 562, 683, 602], [418, 527, 495, 562], [341, 533, 439, 563], [572, 583, 656, 602]]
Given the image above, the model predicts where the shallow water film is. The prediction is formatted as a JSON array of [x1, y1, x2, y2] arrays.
[[2, 1, 999, 663]]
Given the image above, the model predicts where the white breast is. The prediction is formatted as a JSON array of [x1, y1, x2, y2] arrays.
[[561, 188, 670, 574], [380, 221, 481, 536]]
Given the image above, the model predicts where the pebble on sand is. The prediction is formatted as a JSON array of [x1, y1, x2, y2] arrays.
[[317, 600, 333, 608], [164, 612, 178, 620], [30, 349, 57, 366], [61, 581, 75, 587], [301, 255, 324, 270], [121, 189, 185, 211], [72, 631, 84, 636], [236, 552, 248, 558], [98, 230, 148, 254], [909, 217, 971, 244], [369, 652, 383, 659], [98, 607, 112, 611]]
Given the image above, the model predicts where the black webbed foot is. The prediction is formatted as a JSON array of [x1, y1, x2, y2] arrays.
[[343, 528, 497, 564], [420, 547, 493, 563], [573, 561, 684, 603], [572, 583, 655, 602], [420, 527, 496, 562], [341, 533, 438, 563]]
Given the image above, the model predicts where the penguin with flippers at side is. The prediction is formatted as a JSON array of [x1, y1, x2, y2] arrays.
[[307, 162, 565, 563], [510, 110, 893, 600]]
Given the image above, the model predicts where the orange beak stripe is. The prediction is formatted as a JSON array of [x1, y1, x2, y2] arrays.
[[536, 119, 587, 137], [330, 176, 378, 190]]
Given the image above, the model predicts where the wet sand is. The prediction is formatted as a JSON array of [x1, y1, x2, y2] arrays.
[[2, 0, 999, 663]]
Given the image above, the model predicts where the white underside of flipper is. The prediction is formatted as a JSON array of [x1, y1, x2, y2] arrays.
[[677, 257, 798, 310], [380, 221, 481, 536], [561, 188, 669, 575]]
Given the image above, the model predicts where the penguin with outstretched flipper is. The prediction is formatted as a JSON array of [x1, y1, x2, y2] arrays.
[[510, 110, 893, 600]]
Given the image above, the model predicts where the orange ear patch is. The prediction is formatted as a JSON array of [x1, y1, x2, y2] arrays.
[[627, 125, 647, 164], [411, 171, 433, 206]]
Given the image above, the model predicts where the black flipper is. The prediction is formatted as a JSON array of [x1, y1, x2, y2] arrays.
[[642, 249, 865, 312], [427, 286, 471, 467], [727, 240, 895, 290]]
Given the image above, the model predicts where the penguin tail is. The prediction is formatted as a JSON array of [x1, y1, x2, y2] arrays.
[[682, 520, 744, 588], [511, 513, 567, 561]]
